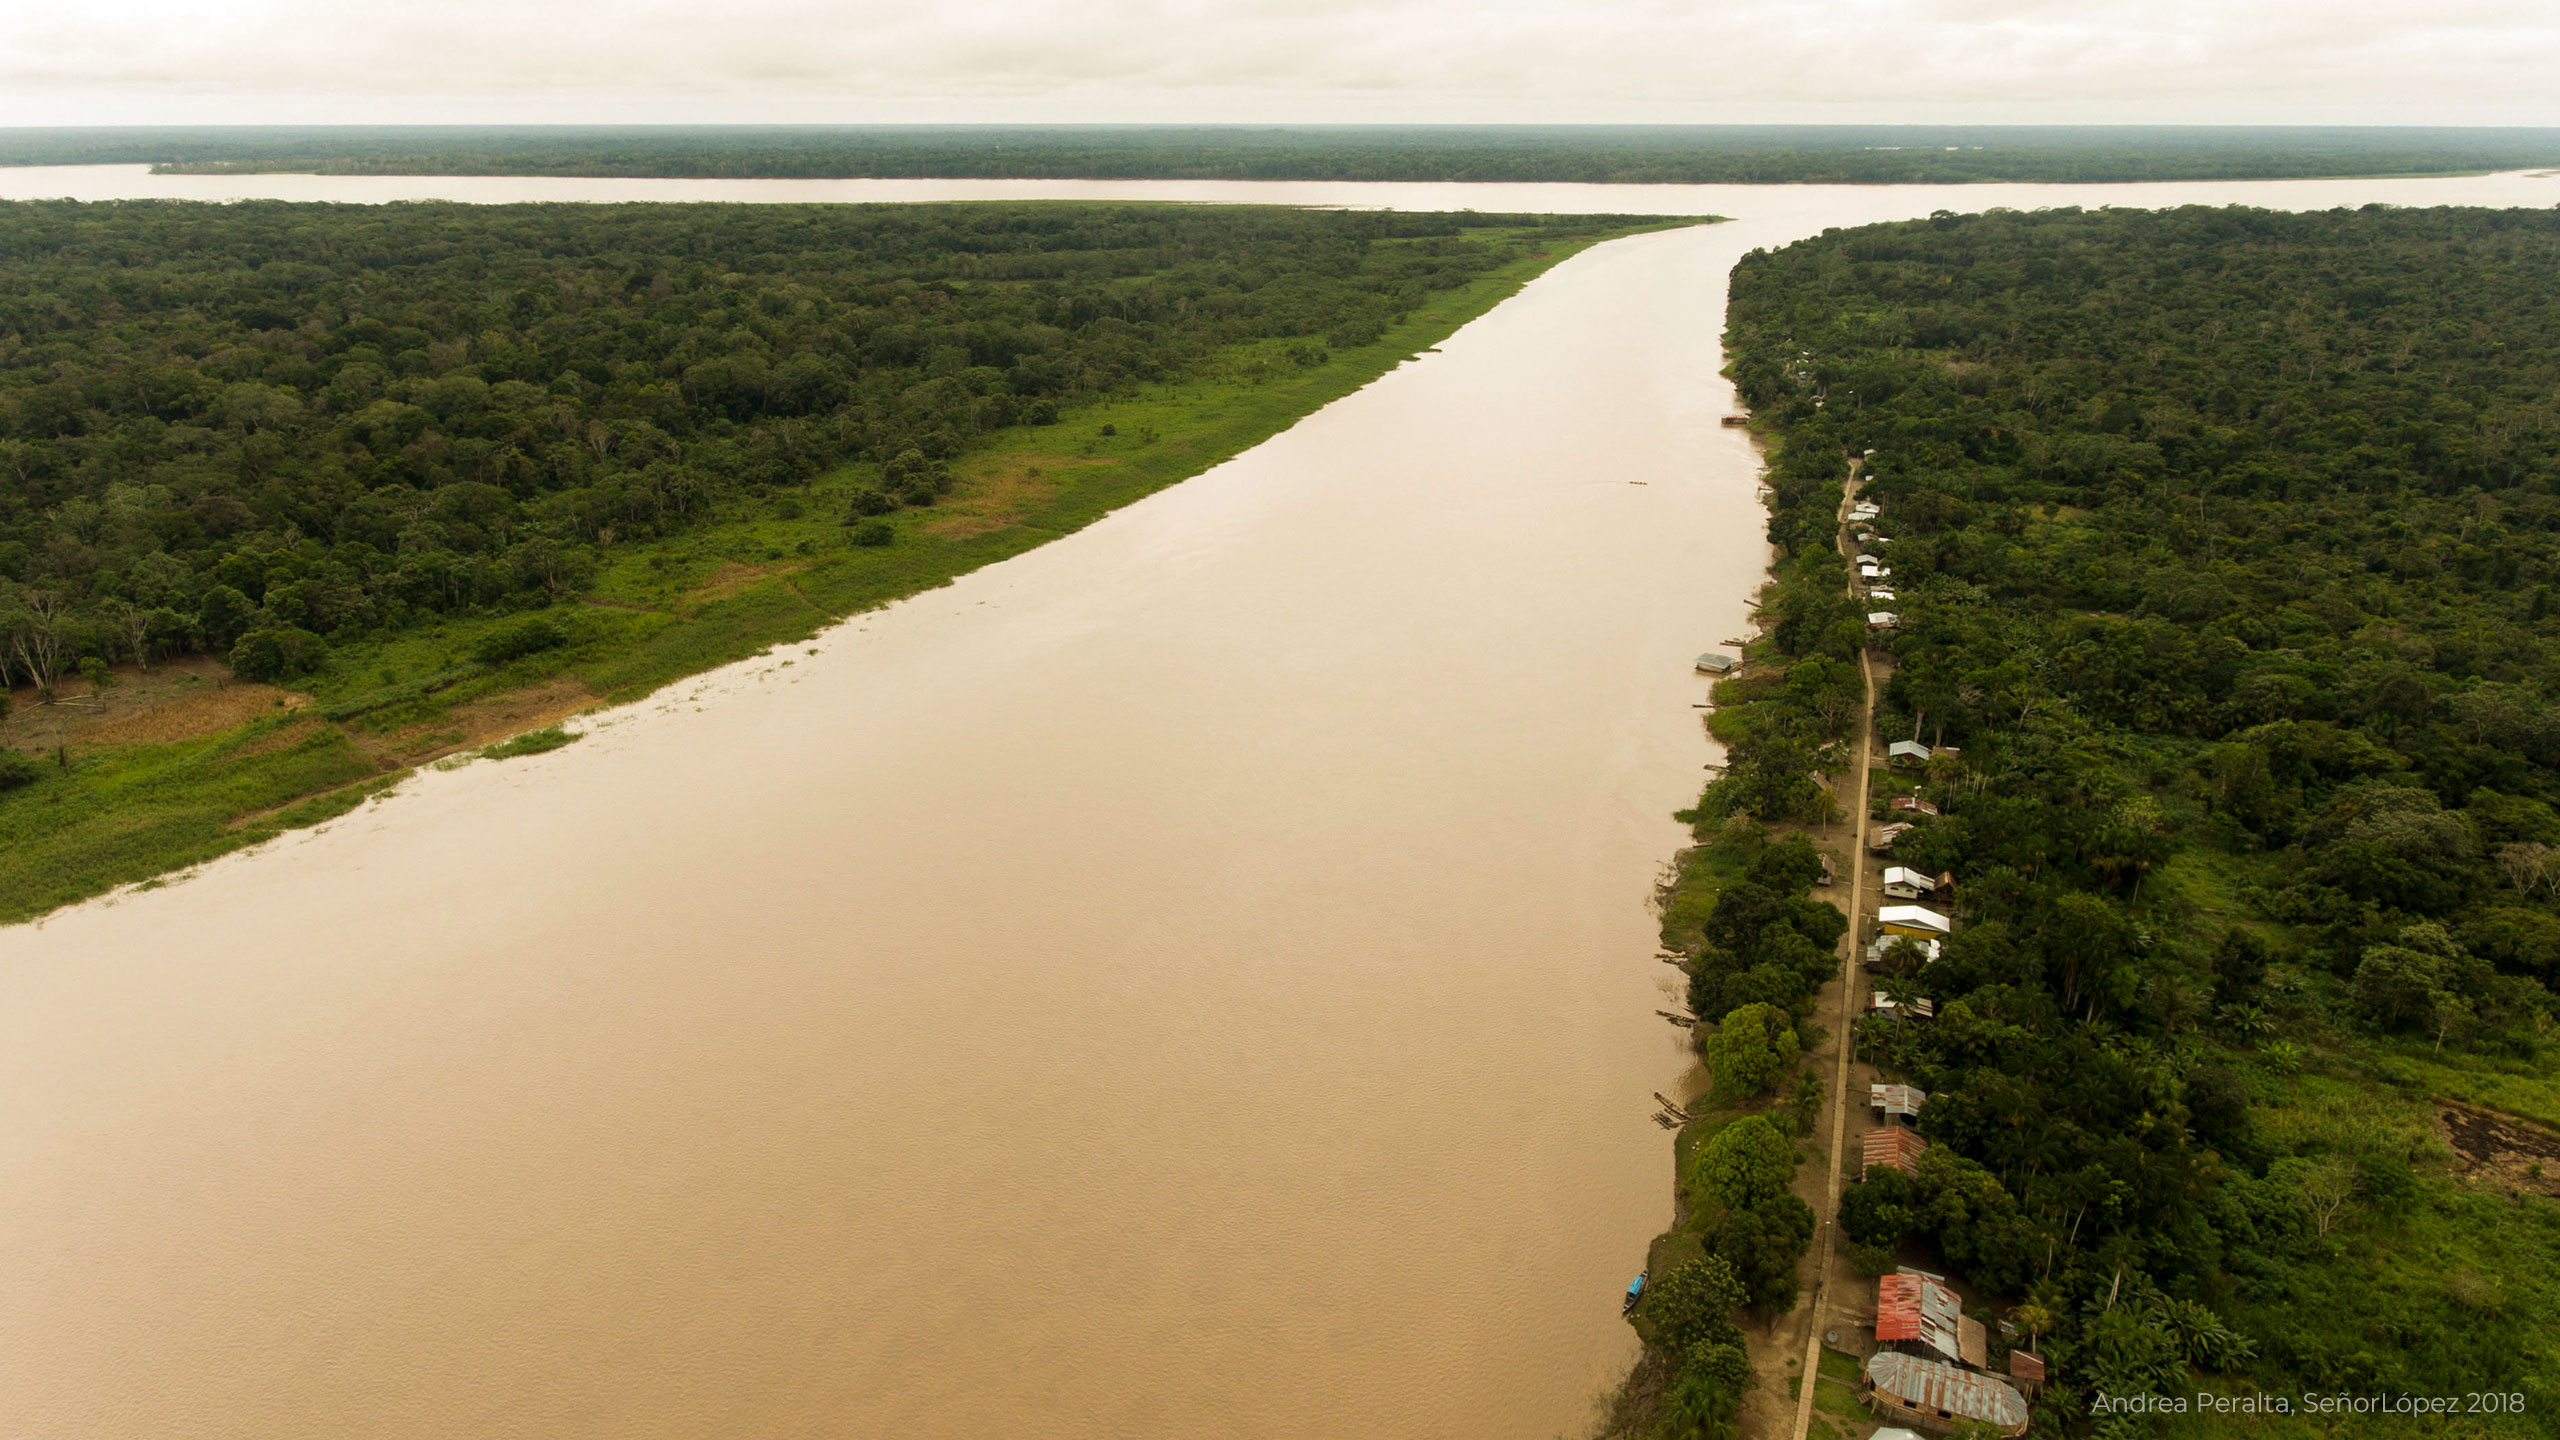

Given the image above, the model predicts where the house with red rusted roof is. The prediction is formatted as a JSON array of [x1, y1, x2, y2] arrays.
[[1863, 1125, 1929, 1177]]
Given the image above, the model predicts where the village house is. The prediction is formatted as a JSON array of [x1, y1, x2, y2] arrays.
[[1694, 651, 1739, 675], [1880, 866, 1944, 900], [1863, 1351, 2031, 1438], [1868, 820, 1915, 853], [1862, 1125, 1930, 1176], [1865, 934, 1941, 968], [1870, 1082, 1926, 1120], [1868, 611, 1900, 632], [1878, 904, 1952, 938], [1888, 740, 1934, 766], [1889, 795, 1941, 817], [1873, 1269, 1982, 1367]]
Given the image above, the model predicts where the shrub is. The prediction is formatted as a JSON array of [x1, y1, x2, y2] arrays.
[[484, 725, 580, 760], [472, 615, 569, 666], [850, 520, 895, 548], [0, 748, 38, 793], [883, 447, 950, 503], [228, 625, 328, 682], [844, 486, 897, 517]]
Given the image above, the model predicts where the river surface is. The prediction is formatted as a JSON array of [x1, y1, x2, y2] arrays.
[[3, 166, 2556, 1440]]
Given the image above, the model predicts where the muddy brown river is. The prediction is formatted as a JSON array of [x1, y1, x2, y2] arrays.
[[4, 168, 2554, 1439]]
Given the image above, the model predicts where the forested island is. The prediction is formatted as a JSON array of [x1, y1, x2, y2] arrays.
[[1626, 205, 2560, 1439], [9, 125, 2560, 186], [0, 199, 1663, 919]]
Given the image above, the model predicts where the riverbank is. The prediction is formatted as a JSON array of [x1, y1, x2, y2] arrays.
[[0, 218, 1696, 924], [1602, 422, 1878, 1440]]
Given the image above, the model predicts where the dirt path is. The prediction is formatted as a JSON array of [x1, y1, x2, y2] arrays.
[[1779, 469, 1880, 1440]]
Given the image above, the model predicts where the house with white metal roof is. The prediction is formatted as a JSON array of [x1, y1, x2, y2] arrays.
[[1879, 904, 1952, 937], [1870, 1082, 1927, 1118]]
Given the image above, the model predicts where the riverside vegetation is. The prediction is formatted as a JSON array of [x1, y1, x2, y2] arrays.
[[0, 199, 1669, 921], [12, 125, 2560, 187], [1620, 204, 2560, 1440]]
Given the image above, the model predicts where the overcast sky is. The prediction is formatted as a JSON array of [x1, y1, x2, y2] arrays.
[[4, 0, 2557, 128]]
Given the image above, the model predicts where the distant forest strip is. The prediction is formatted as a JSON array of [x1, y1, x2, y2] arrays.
[[0, 199, 1665, 918], [1711, 206, 2560, 1435], [10, 125, 2560, 185]]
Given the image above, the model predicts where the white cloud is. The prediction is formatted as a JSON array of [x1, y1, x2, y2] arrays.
[[1, 0, 2555, 124]]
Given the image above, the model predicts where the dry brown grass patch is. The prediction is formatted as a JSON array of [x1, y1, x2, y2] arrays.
[[923, 453, 1117, 539], [2437, 1100, 2560, 1197], [353, 677, 595, 768], [4, 657, 310, 754], [85, 681, 310, 747]]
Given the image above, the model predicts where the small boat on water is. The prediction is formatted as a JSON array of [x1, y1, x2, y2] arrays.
[[1695, 651, 1740, 676], [1623, 1271, 1648, 1315], [1720, 414, 1750, 427]]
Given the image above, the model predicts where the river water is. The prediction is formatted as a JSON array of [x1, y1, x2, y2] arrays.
[[3, 166, 2555, 1440]]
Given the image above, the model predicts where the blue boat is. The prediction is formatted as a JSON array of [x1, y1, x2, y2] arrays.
[[1622, 1270, 1647, 1315]]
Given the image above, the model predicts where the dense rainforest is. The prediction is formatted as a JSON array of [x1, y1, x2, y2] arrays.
[[11, 125, 2560, 186], [0, 199, 1615, 690], [1684, 205, 2560, 1438]]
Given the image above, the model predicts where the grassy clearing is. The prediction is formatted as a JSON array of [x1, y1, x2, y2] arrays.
[[0, 716, 380, 922], [482, 726, 580, 761], [0, 224, 1683, 923]]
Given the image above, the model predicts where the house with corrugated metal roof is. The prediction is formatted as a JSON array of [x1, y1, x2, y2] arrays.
[[1863, 1125, 1929, 1176], [1870, 1082, 1926, 1119], [1879, 904, 1952, 938], [1881, 866, 1941, 900], [1873, 1269, 1981, 1367], [1864, 1351, 2030, 1437], [1889, 795, 1941, 817], [2008, 1349, 2047, 1391], [1888, 740, 1934, 766]]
